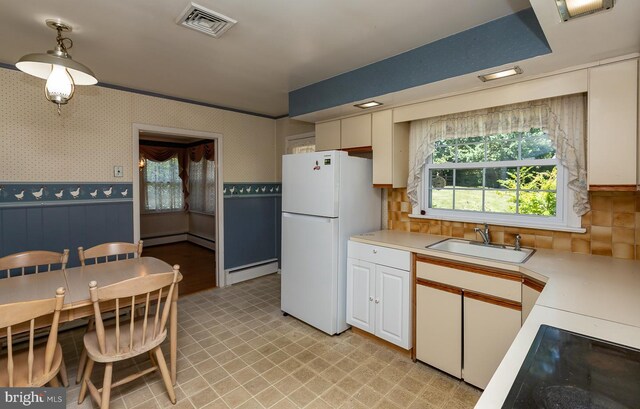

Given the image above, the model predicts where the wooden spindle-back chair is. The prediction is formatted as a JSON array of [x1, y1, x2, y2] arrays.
[[78, 240, 143, 266], [78, 265, 180, 409], [0, 287, 67, 387], [75, 240, 143, 383], [0, 250, 69, 279]]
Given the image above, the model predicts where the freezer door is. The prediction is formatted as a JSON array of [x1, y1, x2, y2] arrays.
[[282, 151, 340, 218], [281, 212, 339, 334]]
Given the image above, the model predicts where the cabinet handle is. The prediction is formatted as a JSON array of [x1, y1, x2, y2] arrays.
[[369, 297, 373, 302], [375, 299, 380, 304], [373, 249, 377, 254]]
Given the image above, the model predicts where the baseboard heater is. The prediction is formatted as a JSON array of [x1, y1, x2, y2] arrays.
[[225, 258, 279, 285]]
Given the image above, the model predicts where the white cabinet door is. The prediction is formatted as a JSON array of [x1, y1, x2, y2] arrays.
[[375, 265, 410, 349], [341, 114, 372, 149], [588, 59, 638, 187], [346, 258, 375, 334], [315, 120, 341, 151], [463, 294, 521, 389], [416, 282, 462, 378]]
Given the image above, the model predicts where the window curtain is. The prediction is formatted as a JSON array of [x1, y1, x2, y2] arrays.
[[187, 142, 215, 213], [189, 159, 216, 213], [142, 156, 184, 211], [407, 94, 589, 215], [286, 136, 316, 154], [139, 141, 215, 210], [139, 144, 189, 208]]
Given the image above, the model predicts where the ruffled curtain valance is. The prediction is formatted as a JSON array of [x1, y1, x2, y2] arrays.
[[188, 142, 215, 162], [407, 94, 589, 216]]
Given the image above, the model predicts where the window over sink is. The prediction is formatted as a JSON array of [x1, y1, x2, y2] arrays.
[[420, 129, 580, 230]]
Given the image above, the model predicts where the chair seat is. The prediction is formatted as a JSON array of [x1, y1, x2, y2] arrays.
[[84, 322, 166, 363], [0, 343, 63, 387]]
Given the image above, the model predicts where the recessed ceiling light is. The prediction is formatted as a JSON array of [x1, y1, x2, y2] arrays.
[[354, 101, 382, 109], [478, 66, 523, 82], [556, 0, 614, 22]]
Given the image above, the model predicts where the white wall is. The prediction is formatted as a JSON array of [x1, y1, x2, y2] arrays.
[[0, 68, 277, 183]]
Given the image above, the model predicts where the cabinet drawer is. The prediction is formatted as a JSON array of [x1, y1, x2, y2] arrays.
[[416, 257, 521, 302], [348, 241, 410, 271]]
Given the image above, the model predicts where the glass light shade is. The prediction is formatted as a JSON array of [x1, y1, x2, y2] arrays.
[[565, 0, 604, 16], [45, 65, 74, 104]]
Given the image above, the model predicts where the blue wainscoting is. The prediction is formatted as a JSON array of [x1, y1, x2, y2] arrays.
[[0, 201, 134, 268], [223, 183, 281, 270]]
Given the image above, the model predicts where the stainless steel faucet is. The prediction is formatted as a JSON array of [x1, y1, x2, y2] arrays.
[[474, 223, 491, 245], [514, 234, 522, 251]]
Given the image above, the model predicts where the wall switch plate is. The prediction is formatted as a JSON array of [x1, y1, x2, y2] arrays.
[[114, 166, 124, 177]]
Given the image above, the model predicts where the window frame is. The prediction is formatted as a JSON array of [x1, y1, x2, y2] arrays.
[[141, 157, 185, 214], [415, 136, 582, 232]]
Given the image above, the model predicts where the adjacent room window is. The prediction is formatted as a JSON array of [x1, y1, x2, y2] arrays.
[[423, 129, 565, 224], [286, 134, 315, 154], [142, 156, 184, 211], [189, 158, 216, 213]]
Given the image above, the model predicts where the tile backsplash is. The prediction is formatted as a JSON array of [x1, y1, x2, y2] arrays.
[[387, 188, 640, 260]]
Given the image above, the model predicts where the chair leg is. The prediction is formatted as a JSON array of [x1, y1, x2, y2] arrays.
[[59, 358, 69, 387], [49, 376, 60, 387], [154, 347, 176, 404], [76, 318, 95, 384], [101, 363, 113, 409], [78, 358, 94, 404]]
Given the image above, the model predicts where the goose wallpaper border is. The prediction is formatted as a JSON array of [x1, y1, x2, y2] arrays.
[[0, 182, 133, 205]]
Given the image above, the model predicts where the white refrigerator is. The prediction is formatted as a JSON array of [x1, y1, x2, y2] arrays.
[[281, 150, 381, 335]]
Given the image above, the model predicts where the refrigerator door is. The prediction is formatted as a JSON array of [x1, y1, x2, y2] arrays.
[[281, 212, 339, 334], [282, 151, 340, 218]]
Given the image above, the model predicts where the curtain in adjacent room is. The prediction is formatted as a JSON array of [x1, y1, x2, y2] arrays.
[[407, 93, 589, 215], [187, 142, 215, 213], [189, 158, 216, 213], [139, 144, 189, 208], [142, 155, 184, 211]]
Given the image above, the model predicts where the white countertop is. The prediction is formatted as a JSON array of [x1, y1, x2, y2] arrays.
[[350, 230, 640, 408]]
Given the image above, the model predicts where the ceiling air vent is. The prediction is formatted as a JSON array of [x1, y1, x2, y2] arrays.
[[177, 3, 237, 38]]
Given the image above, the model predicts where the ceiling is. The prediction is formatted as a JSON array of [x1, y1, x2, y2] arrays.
[[295, 0, 640, 122], [0, 0, 532, 117]]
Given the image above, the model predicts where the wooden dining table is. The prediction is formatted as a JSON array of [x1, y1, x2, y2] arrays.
[[0, 257, 182, 385]]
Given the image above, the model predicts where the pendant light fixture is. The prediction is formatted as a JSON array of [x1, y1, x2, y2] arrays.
[[16, 20, 97, 114]]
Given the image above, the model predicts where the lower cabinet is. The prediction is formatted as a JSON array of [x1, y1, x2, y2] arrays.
[[346, 256, 411, 349], [415, 256, 523, 389], [415, 282, 462, 378], [463, 293, 521, 389]]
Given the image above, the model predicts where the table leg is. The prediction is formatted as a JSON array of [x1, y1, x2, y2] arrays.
[[170, 282, 178, 385]]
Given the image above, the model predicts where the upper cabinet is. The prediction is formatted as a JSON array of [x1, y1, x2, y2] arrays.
[[341, 114, 372, 149], [372, 110, 409, 188], [316, 110, 410, 188], [315, 120, 341, 151], [588, 59, 639, 190]]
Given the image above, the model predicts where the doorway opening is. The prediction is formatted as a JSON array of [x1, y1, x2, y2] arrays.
[[132, 124, 225, 293]]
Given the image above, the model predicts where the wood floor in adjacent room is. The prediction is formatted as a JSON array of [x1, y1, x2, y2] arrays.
[[144, 241, 216, 295]]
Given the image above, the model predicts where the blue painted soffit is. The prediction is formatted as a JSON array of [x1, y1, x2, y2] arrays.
[[289, 7, 551, 117]]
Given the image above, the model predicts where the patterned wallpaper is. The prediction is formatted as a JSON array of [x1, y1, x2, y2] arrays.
[[0, 68, 276, 183], [388, 188, 640, 260]]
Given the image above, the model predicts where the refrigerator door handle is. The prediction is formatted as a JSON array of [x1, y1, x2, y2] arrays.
[[282, 212, 334, 223]]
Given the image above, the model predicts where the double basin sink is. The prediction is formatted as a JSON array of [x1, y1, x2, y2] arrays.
[[428, 238, 534, 264]]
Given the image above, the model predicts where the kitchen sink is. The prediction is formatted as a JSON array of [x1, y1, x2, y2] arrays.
[[427, 238, 534, 263]]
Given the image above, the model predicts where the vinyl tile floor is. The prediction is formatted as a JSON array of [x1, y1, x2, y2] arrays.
[[61, 274, 482, 409]]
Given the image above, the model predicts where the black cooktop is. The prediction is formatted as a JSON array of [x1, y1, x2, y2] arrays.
[[502, 325, 640, 409]]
